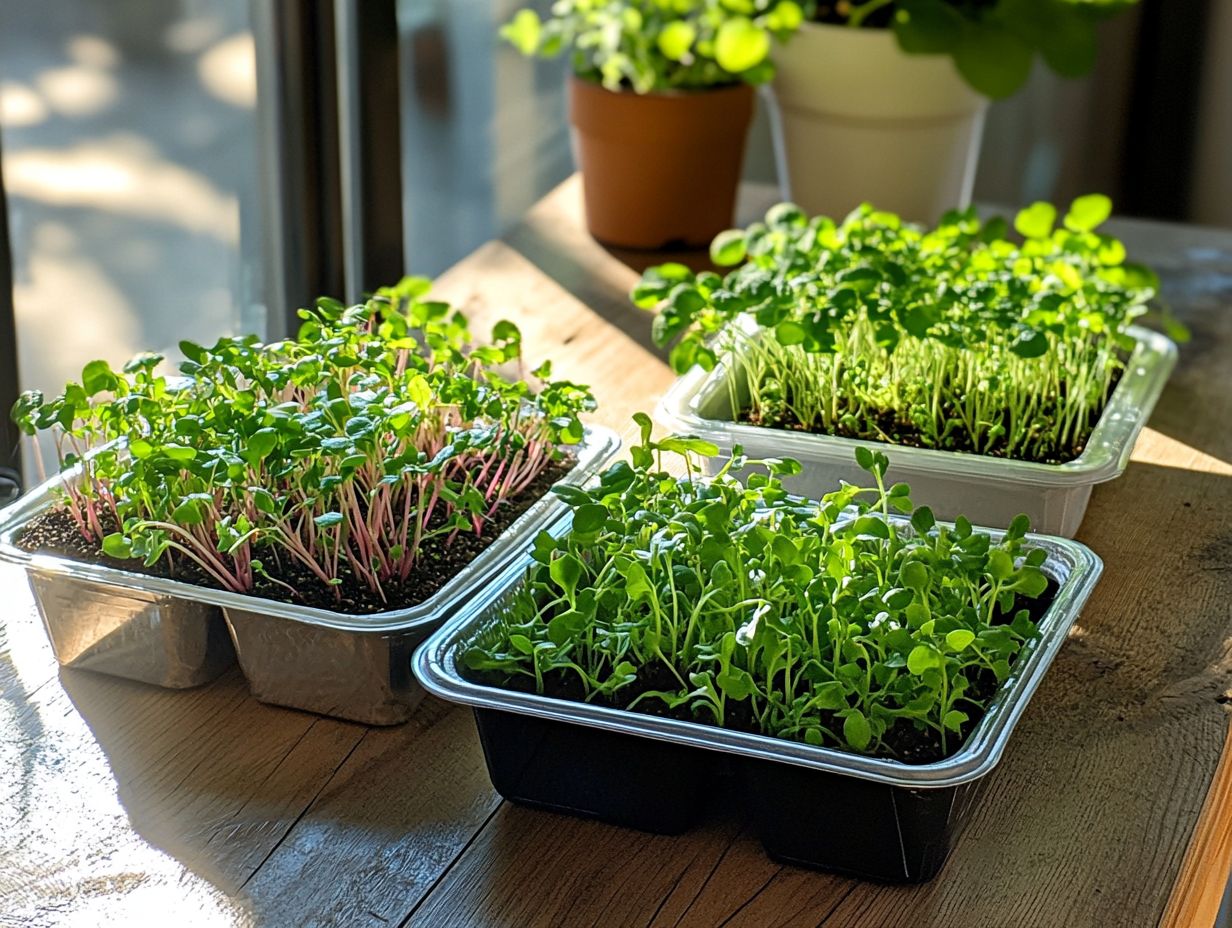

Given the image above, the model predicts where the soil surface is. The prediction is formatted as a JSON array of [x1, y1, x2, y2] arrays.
[[16, 460, 572, 615], [470, 581, 1057, 766]]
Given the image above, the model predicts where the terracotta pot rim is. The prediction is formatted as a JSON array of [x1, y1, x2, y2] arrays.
[[567, 72, 753, 100]]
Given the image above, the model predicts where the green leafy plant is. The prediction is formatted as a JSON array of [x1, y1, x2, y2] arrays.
[[634, 195, 1157, 464], [807, 0, 1138, 98], [12, 278, 595, 608], [502, 0, 805, 93], [460, 416, 1050, 761]]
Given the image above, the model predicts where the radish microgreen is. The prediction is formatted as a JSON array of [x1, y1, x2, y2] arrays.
[[12, 277, 595, 605]]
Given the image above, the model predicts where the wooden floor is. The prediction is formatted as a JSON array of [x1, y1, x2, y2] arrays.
[[3, 178, 1232, 927]]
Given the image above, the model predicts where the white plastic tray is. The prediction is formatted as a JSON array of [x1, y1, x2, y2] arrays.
[[657, 325, 1176, 537]]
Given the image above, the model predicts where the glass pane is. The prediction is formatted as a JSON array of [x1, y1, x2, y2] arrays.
[[397, 0, 573, 276], [0, 0, 262, 473]]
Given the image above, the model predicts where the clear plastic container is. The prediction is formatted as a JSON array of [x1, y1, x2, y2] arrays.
[[0, 426, 620, 722], [413, 512, 1103, 880], [657, 324, 1177, 537]]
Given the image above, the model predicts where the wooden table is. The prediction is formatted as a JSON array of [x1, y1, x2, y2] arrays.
[[3, 178, 1231, 928]]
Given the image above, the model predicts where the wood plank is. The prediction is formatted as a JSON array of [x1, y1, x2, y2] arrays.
[[400, 809, 750, 928], [56, 668, 366, 895], [237, 700, 500, 928], [0, 566, 368, 922], [402, 796, 855, 928], [0, 560, 60, 696], [1162, 727, 1232, 928], [660, 832, 855, 928], [431, 237, 677, 438], [0, 580, 261, 926]]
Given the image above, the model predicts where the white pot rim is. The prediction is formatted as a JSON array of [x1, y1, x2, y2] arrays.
[[772, 22, 986, 118]]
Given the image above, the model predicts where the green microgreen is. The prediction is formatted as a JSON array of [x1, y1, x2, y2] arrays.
[[460, 419, 1050, 761], [635, 196, 1157, 464], [12, 277, 595, 606], [502, 0, 805, 93]]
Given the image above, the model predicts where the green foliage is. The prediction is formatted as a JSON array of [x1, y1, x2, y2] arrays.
[[635, 195, 1155, 464], [12, 278, 595, 604], [815, 0, 1138, 98], [461, 423, 1048, 760], [500, 0, 805, 93]]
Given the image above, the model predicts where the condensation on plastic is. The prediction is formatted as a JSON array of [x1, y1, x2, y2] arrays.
[[0, 425, 620, 719], [655, 323, 1177, 537], [414, 510, 1103, 790]]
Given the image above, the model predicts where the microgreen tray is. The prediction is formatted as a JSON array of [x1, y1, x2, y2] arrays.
[[0, 426, 620, 721], [414, 512, 1102, 881], [657, 322, 1176, 537]]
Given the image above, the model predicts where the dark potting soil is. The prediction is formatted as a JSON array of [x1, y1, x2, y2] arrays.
[[470, 580, 1057, 766], [15, 460, 572, 615], [741, 401, 1111, 467]]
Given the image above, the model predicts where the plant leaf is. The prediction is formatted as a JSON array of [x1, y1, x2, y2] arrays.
[[715, 17, 770, 73], [842, 710, 872, 751]]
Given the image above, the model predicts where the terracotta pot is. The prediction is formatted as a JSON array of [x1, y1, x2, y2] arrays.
[[568, 75, 755, 250], [768, 22, 988, 224]]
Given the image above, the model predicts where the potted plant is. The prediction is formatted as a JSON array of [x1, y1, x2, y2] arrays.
[[769, 0, 1139, 223], [414, 420, 1102, 881], [634, 196, 1178, 536], [1, 277, 619, 724], [501, 0, 804, 249]]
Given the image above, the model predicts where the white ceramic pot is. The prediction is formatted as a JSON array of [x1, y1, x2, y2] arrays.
[[768, 22, 988, 224]]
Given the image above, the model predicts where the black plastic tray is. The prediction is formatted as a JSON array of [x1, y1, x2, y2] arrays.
[[414, 515, 1102, 883], [473, 707, 980, 882]]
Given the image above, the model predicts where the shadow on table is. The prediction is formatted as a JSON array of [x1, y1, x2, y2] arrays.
[[1055, 458, 1232, 721], [56, 666, 495, 925], [1140, 302, 1232, 468], [57, 664, 365, 895], [0, 640, 49, 873], [404, 780, 771, 928]]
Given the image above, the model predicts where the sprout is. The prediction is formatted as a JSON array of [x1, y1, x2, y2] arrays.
[[461, 419, 1049, 762], [637, 195, 1157, 464], [14, 278, 595, 606]]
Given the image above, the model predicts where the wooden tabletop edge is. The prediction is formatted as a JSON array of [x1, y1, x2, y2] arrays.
[[1161, 720, 1232, 928]]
